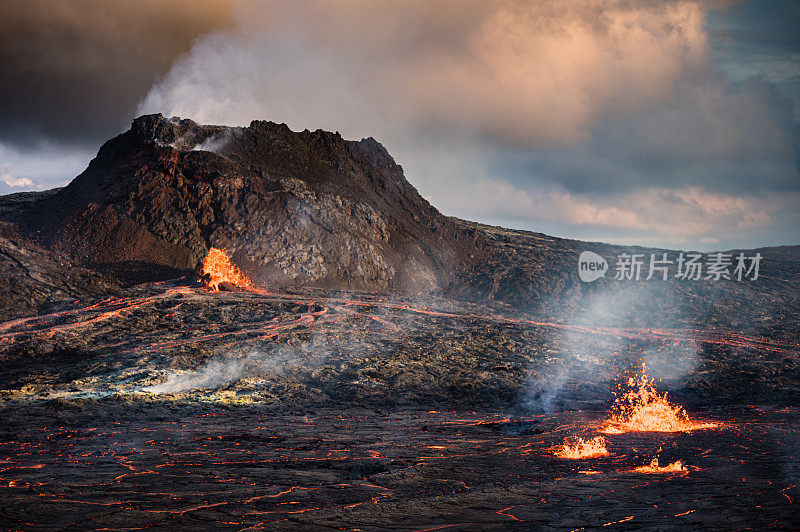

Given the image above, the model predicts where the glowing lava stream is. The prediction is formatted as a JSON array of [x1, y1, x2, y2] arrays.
[[2, 246, 798, 363], [554, 436, 609, 459], [602, 364, 717, 434], [192, 249, 799, 357], [201, 248, 252, 291]]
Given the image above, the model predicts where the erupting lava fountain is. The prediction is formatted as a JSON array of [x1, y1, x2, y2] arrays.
[[201, 248, 253, 291]]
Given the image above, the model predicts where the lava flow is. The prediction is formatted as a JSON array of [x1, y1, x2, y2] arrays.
[[201, 248, 253, 291], [602, 363, 717, 434], [554, 436, 609, 459]]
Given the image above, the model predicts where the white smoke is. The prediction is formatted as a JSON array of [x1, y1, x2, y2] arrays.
[[191, 131, 234, 154], [144, 356, 251, 394], [524, 283, 700, 412], [143, 343, 329, 394], [138, 0, 711, 148]]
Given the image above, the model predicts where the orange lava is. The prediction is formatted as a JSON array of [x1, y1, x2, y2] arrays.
[[602, 364, 716, 434], [632, 456, 687, 474], [554, 436, 609, 459], [201, 248, 252, 291]]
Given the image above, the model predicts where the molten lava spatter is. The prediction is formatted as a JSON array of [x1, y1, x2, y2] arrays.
[[555, 436, 609, 459], [603, 364, 716, 434], [632, 451, 687, 474], [201, 248, 252, 291]]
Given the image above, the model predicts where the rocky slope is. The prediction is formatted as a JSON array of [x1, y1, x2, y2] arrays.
[[0, 191, 117, 321], [454, 220, 800, 334]]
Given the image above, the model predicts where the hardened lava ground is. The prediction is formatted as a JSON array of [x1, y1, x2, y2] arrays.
[[0, 405, 797, 530], [0, 282, 798, 529]]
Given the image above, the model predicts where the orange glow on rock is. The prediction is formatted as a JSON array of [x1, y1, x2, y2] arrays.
[[555, 436, 609, 459], [201, 247, 252, 291]]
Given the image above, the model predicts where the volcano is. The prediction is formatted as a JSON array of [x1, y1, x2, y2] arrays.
[[0, 116, 798, 529], [9, 114, 483, 293]]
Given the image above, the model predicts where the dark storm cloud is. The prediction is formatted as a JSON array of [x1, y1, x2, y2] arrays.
[[491, 77, 800, 196], [708, 1, 800, 113], [709, 0, 800, 52], [0, 0, 232, 148]]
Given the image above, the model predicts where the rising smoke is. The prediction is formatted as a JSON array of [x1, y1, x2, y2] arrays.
[[143, 342, 330, 394], [524, 282, 701, 413]]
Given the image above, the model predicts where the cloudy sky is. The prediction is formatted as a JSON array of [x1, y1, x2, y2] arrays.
[[1, 0, 797, 250]]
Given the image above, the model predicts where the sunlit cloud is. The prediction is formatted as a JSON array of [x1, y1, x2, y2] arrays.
[[0, 0, 795, 250], [133, 1, 798, 249]]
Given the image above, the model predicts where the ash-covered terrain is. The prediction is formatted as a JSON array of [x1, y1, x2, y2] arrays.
[[0, 115, 798, 530]]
